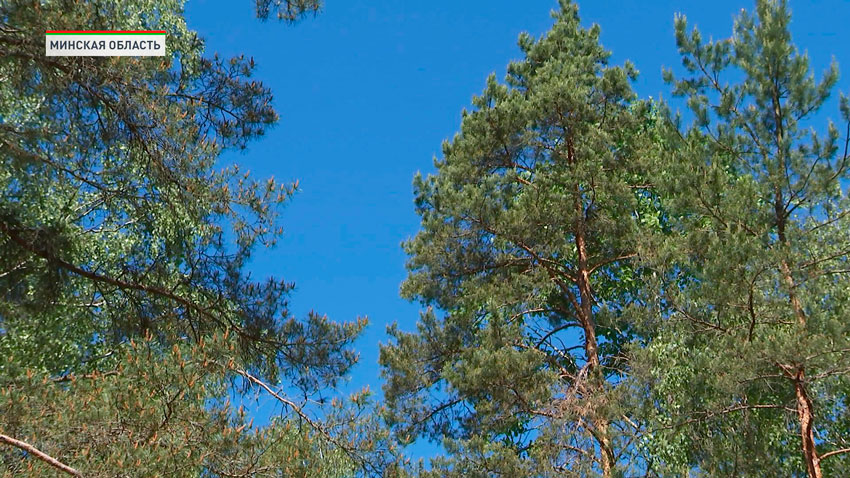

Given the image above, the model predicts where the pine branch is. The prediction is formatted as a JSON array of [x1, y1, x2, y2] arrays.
[[0, 219, 283, 349], [819, 447, 850, 462], [0, 433, 82, 477], [231, 367, 378, 474]]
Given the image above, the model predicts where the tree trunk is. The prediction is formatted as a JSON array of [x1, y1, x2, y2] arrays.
[[794, 371, 822, 478], [574, 185, 614, 478], [582, 322, 614, 478], [775, 187, 822, 478]]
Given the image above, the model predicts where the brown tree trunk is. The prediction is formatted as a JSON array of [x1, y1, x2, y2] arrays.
[[580, 298, 614, 478], [775, 187, 822, 478], [574, 187, 614, 478], [582, 321, 614, 478], [794, 371, 822, 478], [593, 414, 615, 478]]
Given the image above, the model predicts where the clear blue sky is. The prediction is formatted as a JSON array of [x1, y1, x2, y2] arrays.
[[184, 0, 850, 459]]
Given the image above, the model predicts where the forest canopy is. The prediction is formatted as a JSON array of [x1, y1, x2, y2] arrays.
[[2, 1, 849, 478]]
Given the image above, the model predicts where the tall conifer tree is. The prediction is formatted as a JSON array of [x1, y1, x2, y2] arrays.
[[639, 1, 850, 476], [381, 2, 664, 476]]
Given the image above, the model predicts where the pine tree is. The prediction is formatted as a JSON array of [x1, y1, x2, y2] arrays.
[[380, 2, 664, 476], [0, 0, 388, 476], [255, 0, 322, 22], [639, 1, 850, 476]]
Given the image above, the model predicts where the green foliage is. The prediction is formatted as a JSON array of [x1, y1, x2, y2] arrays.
[[4, 0, 850, 476], [2, 335, 357, 478], [380, 2, 667, 476], [636, 1, 850, 476], [0, 0, 394, 476], [383, 1, 850, 477], [254, 0, 321, 22]]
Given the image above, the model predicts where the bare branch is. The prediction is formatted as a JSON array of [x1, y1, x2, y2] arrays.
[[0, 432, 82, 477], [819, 447, 850, 462], [231, 368, 376, 473]]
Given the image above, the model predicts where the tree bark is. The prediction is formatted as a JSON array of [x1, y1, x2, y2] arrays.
[[573, 181, 615, 478], [775, 186, 822, 478], [793, 372, 822, 478]]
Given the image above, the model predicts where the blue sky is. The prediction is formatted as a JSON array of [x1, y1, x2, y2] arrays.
[[184, 0, 850, 459]]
